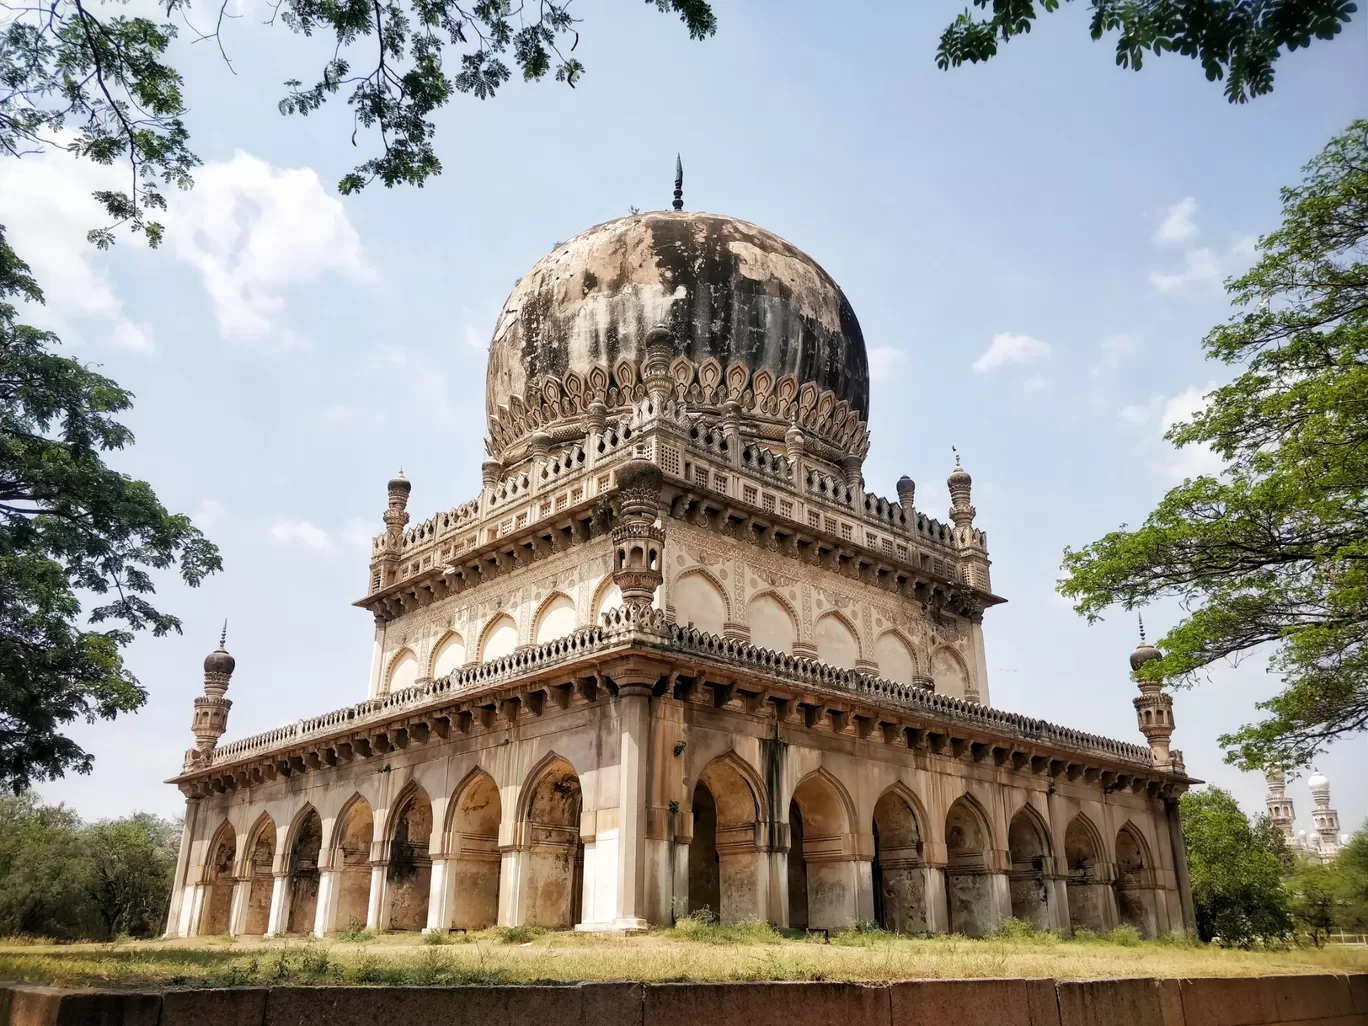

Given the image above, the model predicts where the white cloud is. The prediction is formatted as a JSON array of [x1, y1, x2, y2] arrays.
[[1154, 197, 1198, 246], [1022, 375, 1049, 393], [972, 332, 1050, 373], [1121, 384, 1226, 482], [1150, 247, 1221, 292], [166, 152, 372, 346], [868, 345, 906, 379], [342, 517, 377, 552], [1118, 402, 1155, 428], [194, 498, 229, 531], [0, 151, 156, 353], [269, 519, 332, 551]]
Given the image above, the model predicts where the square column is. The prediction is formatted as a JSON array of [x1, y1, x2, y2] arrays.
[[613, 681, 653, 931], [266, 874, 289, 936], [228, 879, 251, 936], [425, 857, 453, 933], [366, 864, 388, 931], [314, 869, 340, 937]]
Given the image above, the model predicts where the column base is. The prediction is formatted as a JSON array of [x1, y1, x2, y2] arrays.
[[574, 918, 650, 935]]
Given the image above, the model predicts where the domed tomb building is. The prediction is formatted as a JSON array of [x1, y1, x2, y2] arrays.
[[166, 202, 1196, 939]]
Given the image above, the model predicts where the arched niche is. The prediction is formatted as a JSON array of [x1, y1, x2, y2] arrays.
[[198, 822, 236, 936], [519, 757, 584, 929], [479, 614, 518, 662], [930, 647, 970, 700], [1006, 806, 1051, 929], [533, 593, 577, 645], [333, 795, 374, 934], [1114, 824, 1157, 936], [814, 613, 859, 669], [386, 784, 433, 931], [286, 807, 323, 934], [1064, 814, 1107, 933], [876, 632, 917, 686], [387, 649, 419, 695], [673, 570, 727, 636], [747, 592, 796, 654], [691, 754, 767, 924], [593, 578, 624, 623], [448, 769, 502, 930], [242, 815, 276, 936], [944, 795, 992, 937], [430, 632, 466, 678], [872, 787, 927, 933], [788, 770, 856, 931]]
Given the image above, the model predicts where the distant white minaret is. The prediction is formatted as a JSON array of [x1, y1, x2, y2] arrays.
[[1308, 771, 1341, 854], [1264, 768, 1296, 841]]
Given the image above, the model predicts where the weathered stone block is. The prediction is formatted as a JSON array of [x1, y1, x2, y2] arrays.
[[580, 981, 643, 1026], [160, 988, 268, 1026], [263, 986, 589, 1026], [1176, 977, 1279, 1026], [1349, 975, 1368, 1016], [890, 978, 1057, 1026], [644, 982, 889, 1026], [6, 987, 161, 1026], [1270, 975, 1353, 1021], [1155, 978, 1185, 1026], [1057, 978, 1168, 1026]]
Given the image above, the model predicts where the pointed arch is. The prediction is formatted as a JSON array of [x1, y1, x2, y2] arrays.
[[929, 646, 970, 700], [242, 812, 277, 936], [691, 752, 769, 924], [672, 567, 729, 635], [386, 647, 420, 694], [532, 591, 578, 645], [789, 767, 857, 840], [517, 752, 583, 928], [429, 630, 466, 678], [1114, 820, 1153, 874], [1064, 812, 1107, 933], [386, 781, 433, 931], [1007, 804, 1052, 928], [1114, 821, 1158, 936], [789, 767, 859, 931], [1064, 812, 1105, 876], [747, 590, 798, 654], [943, 792, 994, 937], [814, 610, 861, 669], [285, 804, 323, 934], [197, 820, 237, 935], [478, 612, 518, 662], [872, 783, 928, 934], [876, 630, 920, 686], [330, 793, 374, 934], [591, 574, 624, 623], [447, 766, 502, 930]]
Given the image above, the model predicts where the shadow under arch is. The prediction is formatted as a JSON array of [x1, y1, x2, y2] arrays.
[[446, 766, 502, 930], [943, 792, 994, 937], [1064, 812, 1108, 933], [788, 767, 858, 931], [241, 812, 277, 936], [872, 782, 928, 933], [517, 752, 584, 929], [688, 752, 769, 924], [385, 780, 433, 932], [285, 804, 323, 934], [331, 792, 374, 934], [198, 820, 237, 936], [1006, 803, 1052, 929], [1114, 820, 1158, 937]]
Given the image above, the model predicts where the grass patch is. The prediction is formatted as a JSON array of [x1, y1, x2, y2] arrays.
[[0, 927, 1362, 990]]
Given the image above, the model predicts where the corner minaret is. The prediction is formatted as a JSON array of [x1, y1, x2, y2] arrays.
[[610, 459, 665, 615], [372, 469, 411, 589], [191, 623, 235, 752], [1308, 771, 1341, 852], [1264, 768, 1296, 840], [1130, 616, 1175, 768], [947, 453, 991, 592]]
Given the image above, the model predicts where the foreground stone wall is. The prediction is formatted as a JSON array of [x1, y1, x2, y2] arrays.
[[3, 975, 1363, 1026]]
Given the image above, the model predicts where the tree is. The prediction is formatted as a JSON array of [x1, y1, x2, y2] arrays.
[[0, 0, 717, 241], [1287, 860, 1338, 945], [1058, 122, 1368, 770], [937, 0, 1357, 103], [1180, 788, 1292, 944], [0, 228, 222, 791], [84, 812, 180, 938]]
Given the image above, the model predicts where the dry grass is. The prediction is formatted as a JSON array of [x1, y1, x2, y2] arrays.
[[1, 924, 1364, 990]]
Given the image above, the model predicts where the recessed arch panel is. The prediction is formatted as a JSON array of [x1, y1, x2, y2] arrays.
[[479, 614, 518, 662], [533, 592, 577, 645], [747, 592, 796, 654], [815, 612, 859, 669], [674, 570, 727, 635]]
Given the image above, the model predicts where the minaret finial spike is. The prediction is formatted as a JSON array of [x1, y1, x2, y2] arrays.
[[1138, 612, 1146, 644], [952, 444, 960, 467], [219, 619, 227, 649], [672, 154, 684, 211]]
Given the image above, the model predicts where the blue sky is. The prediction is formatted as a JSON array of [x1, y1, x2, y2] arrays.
[[12, 1, 1366, 834]]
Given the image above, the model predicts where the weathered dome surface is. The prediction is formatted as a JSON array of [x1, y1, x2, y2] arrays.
[[486, 211, 869, 457]]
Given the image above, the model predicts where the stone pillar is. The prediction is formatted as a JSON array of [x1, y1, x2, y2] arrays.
[[987, 870, 1013, 932], [614, 677, 653, 931], [266, 873, 289, 936], [1165, 797, 1196, 935], [425, 856, 453, 933], [498, 848, 524, 926], [366, 864, 388, 931], [164, 795, 201, 938], [314, 869, 340, 937], [923, 865, 948, 934], [228, 879, 251, 937], [853, 858, 876, 924], [367, 615, 387, 698]]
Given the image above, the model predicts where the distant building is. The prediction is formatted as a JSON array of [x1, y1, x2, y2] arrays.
[[1265, 769, 1347, 862]]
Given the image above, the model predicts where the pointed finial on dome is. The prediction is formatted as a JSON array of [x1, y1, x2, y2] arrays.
[[1130, 614, 1162, 672], [673, 154, 684, 211], [1138, 612, 1146, 644], [219, 619, 227, 649]]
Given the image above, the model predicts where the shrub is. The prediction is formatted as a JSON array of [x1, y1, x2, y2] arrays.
[[1109, 924, 1142, 946], [340, 918, 373, 943], [492, 925, 544, 944]]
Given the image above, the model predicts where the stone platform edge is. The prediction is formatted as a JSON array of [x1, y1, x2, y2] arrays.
[[2, 973, 1364, 1026]]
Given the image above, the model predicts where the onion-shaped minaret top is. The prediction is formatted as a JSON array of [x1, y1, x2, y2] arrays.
[[203, 621, 235, 678], [1129, 615, 1162, 673], [1129, 615, 1176, 769], [947, 451, 974, 529]]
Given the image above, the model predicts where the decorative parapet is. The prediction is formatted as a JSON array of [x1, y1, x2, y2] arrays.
[[192, 616, 1155, 776]]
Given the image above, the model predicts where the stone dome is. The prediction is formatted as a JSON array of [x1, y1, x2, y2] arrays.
[[485, 211, 870, 461], [1308, 771, 1329, 794], [204, 645, 235, 677]]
